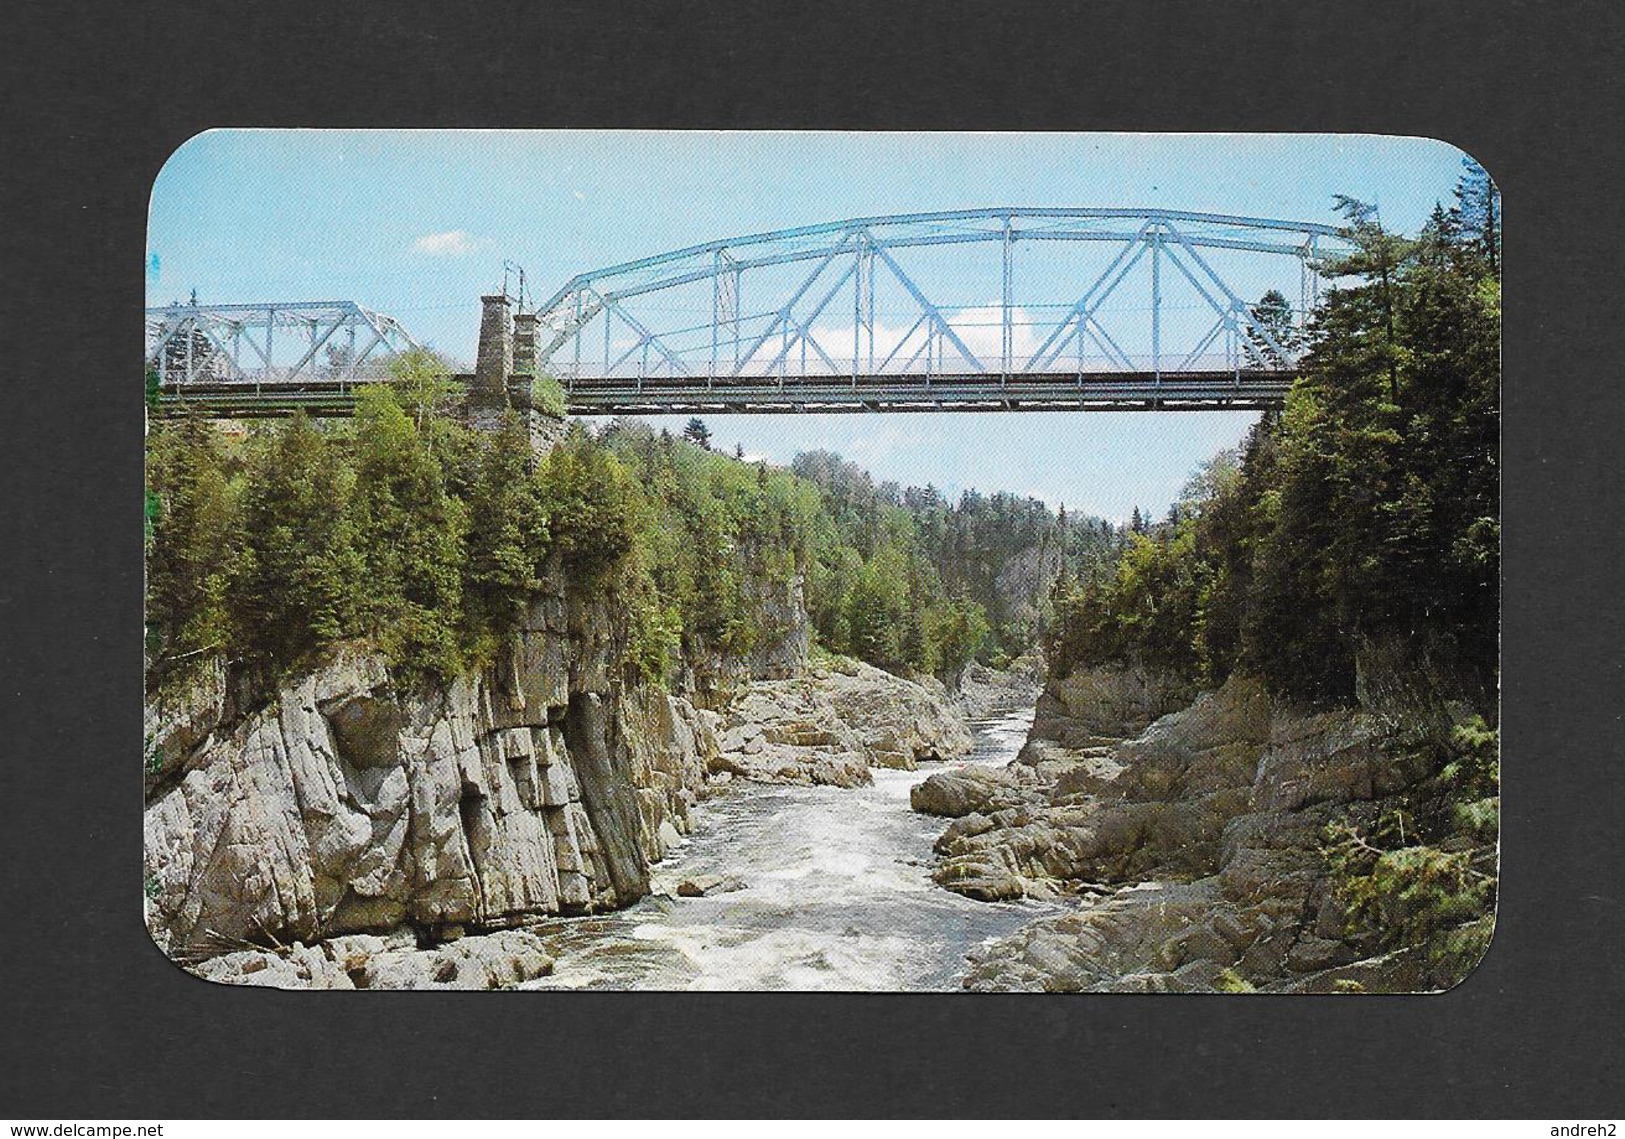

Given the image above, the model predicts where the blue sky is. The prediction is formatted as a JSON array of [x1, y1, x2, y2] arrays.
[[148, 131, 1471, 521]]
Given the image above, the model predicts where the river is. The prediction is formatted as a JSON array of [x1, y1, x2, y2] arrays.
[[522, 704, 1055, 991]]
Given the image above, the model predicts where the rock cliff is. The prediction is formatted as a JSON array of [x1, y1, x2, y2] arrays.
[[143, 573, 721, 968], [951, 655, 1045, 720], [709, 657, 974, 787]]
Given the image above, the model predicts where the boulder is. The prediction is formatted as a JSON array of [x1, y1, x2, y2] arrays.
[[675, 873, 745, 897], [186, 928, 559, 991], [350, 929, 556, 990], [710, 658, 972, 787], [951, 660, 1045, 720], [1019, 662, 1195, 751], [910, 765, 1041, 818], [961, 880, 1229, 992]]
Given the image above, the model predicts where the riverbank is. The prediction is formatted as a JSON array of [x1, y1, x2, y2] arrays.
[[909, 658, 1498, 993]]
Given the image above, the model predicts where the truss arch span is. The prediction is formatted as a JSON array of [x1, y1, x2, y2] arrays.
[[533, 207, 1353, 411]]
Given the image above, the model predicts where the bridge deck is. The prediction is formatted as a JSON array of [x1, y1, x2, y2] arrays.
[[151, 370, 1292, 418], [562, 371, 1291, 414]]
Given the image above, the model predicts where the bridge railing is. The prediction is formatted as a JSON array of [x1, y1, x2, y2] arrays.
[[150, 361, 413, 387]]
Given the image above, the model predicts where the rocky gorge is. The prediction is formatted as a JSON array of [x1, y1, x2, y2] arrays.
[[142, 555, 988, 988], [144, 552, 1493, 995]]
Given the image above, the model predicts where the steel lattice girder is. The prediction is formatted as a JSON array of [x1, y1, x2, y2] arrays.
[[531, 207, 1353, 385], [144, 300, 422, 385]]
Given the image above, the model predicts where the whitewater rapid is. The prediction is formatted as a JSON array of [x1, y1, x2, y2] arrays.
[[521, 704, 1055, 991]]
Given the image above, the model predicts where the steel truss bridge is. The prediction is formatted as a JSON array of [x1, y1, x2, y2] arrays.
[[145, 301, 424, 416], [148, 208, 1352, 417], [538, 207, 1348, 414]]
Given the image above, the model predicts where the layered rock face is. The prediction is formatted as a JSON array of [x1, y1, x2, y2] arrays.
[[923, 660, 1487, 993], [144, 577, 724, 972], [1016, 661, 1195, 755]]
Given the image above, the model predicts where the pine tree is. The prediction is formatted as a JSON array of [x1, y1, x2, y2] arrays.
[[1452, 155, 1500, 273], [1052, 503, 1068, 581], [682, 417, 712, 450], [145, 417, 242, 677], [1244, 289, 1298, 369], [461, 411, 550, 657], [348, 386, 467, 681], [154, 316, 219, 383], [1329, 195, 1414, 403]]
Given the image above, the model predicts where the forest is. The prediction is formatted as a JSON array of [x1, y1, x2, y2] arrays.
[[1047, 182, 1498, 704], [144, 371, 1113, 698]]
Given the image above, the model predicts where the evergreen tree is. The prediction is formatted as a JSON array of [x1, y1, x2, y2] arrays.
[[1052, 504, 1068, 586], [145, 417, 242, 677], [461, 411, 550, 658], [682, 417, 712, 450], [1452, 155, 1500, 273], [1328, 195, 1414, 403], [237, 413, 361, 673], [1044, 192, 1498, 708], [348, 387, 467, 682], [154, 300, 218, 382], [1244, 289, 1298, 369], [537, 426, 641, 577]]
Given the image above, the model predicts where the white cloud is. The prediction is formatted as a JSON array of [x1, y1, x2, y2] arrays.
[[411, 229, 484, 257], [801, 316, 932, 373], [844, 423, 928, 467], [794, 305, 1049, 373], [945, 304, 1044, 366]]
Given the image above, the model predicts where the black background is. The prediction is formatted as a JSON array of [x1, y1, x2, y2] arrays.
[[2, 0, 1621, 1119]]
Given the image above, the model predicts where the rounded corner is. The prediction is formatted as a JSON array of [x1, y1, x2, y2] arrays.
[[147, 126, 229, 220], [1411, 134, 1502, 195], [140, 898, 290, 992], [1424, 908, 1500, 996], [140, 905, 222, 989]]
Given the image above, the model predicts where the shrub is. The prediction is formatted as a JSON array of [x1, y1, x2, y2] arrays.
[[532, 374, 568, 419]]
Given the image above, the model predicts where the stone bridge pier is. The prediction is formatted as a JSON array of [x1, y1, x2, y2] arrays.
[[468, 292, 564, 447]]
